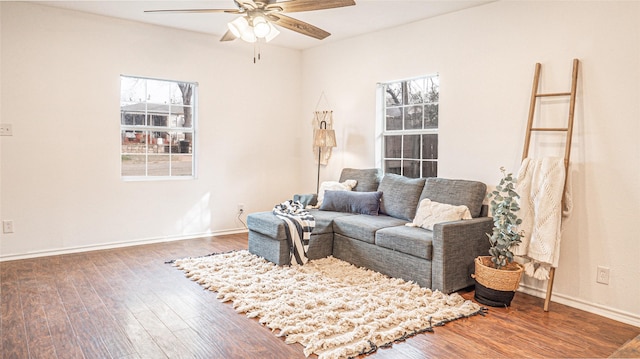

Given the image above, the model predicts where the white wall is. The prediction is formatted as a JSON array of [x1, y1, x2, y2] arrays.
[[300, 1, 640, 324], [0, 2, 303, 258]]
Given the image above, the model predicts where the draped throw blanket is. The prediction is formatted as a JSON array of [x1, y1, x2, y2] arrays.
[[273, 200, 315, 265], [515, 157, 573, 279]]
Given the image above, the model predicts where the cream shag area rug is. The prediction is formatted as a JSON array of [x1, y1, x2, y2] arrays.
[[173, 250, 485, 359]]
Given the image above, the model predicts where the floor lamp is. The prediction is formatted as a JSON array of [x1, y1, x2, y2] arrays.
[[314, 120, 337, 194]]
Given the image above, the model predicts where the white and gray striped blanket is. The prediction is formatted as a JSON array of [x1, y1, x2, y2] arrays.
[[273, 200, 315, 265]]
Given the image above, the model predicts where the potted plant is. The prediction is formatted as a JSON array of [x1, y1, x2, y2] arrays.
[[472, 167, 525, 307]]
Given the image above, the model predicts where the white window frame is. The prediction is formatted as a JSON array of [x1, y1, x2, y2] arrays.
[[376, 74, 439, 178], [120, 75, 197, 181]]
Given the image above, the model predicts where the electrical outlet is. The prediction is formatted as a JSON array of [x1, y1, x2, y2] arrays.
[[237, 203, 245, 215], [0, 124, 13, 136], [2, 220, 14, 234], [597, 266, 610, 285]]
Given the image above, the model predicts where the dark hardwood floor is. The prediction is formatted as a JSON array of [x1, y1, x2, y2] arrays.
[[1, 233, 638, 359]]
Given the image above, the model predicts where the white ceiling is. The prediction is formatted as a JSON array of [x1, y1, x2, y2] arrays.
[[32, 1, 493, 50]]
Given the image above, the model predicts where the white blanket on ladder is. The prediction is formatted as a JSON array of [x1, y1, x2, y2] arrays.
[[273, 200, 315, 265], [515, 157, 572, 279]]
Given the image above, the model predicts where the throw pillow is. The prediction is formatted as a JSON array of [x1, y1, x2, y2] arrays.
[[320, 190, 383, 215], [338, 168, 382, 192], [419, 178, 487, 218], [377, 174, 426, 221], [314, 180, 357, 208], [406, 198, 472, 230]]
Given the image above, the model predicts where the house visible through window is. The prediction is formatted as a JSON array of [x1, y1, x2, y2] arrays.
[[120, 76, 197, 179], [378, 75, 439, 178]]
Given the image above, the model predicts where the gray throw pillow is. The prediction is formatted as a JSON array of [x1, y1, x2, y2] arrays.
[[377, 174, 426, 221], [419, 178, 487, 218], [319, 190, 383, 215], [339, 168, 382, 192]]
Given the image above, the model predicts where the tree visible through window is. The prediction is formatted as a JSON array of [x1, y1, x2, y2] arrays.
[[120, 76, 197, 179], [379, 75, 439, 178]]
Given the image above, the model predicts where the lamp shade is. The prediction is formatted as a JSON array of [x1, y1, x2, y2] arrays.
[[314, 128, 337, 148], [252, 16, 270, 38], [264, 22, 280, 42], [228, 17, 250, 38]]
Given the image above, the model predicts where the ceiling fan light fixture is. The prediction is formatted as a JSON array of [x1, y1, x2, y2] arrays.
[[228, 16, 250, 38], [264, 22, 280, 42], [252, 16, 270, 38]]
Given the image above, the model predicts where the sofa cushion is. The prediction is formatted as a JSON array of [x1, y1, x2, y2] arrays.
[[406, 199, 472, 230], [247, 211, 288, 240], [320, 190, 382, 215], [375, 226, 434, 260], [339, 168, 382, 192], [419, 178, 487, 218], [307, 209, 355, 234], [248, 210, 353, 239], [332, 214, 408, 244], [377, 174, 426, 221]]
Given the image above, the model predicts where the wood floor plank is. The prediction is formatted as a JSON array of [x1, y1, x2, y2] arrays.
[[1, 233, 638, 359], [46, 314, 85, 359], [131, 309, 194, 358], [1, 281, 30, 359], [67, 310, 112, 359]]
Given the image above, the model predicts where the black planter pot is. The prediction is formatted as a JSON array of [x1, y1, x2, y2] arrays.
[[474, 280, 516, 307]]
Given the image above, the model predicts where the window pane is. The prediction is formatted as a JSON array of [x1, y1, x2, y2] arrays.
[[121, 155, 146, 176], [147, 155, 170, 176], [122, 130, 147, 150], [171, 155, 193, 176], [384, 160, 401, 175], [121, 112, 146, 126], [384, 135, 402, 158], [422, 161, 438, 178], [173, 106, 193, 128], [404, 105, 423, 130], [173, 131, 192, 154], [407, 78, 425, 104], [151, 114, 167, 127], [386, 108, 402, 131], [385, 82, 403, 106], [173, 82, 194, 105], [403, 160, 420, 178], [425, 104, 438, 129], [422, 134, 438, 159], [426, 77, 439, 103], [403, 134, 420, 159], [120, 77, 146, 105], [146, 79, 171, 104]]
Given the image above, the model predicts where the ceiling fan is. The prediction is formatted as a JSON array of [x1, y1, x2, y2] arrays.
[[145, 0, 356, 43]]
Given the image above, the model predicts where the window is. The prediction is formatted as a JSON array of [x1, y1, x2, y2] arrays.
[[378, 75, 439, 178], [120, 76, 197, 179]]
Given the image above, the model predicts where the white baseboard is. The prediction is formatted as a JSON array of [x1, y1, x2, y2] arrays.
[[0, 228, 249, 262], [518, 284, 640, 328]]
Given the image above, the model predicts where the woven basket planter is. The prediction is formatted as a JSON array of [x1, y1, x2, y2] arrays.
[[472, 256, 524, 307]]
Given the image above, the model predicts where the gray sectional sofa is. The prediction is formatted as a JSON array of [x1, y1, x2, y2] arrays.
[[247, 168, 493, 294]]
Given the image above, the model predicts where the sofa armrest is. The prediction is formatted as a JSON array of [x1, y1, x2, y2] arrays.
[[431, 217, 493, 293]]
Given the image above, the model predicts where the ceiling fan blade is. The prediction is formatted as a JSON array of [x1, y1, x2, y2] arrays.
[[267, 0, 355, 13], [144, 9, 241, 14], [220, 30, 237, 42], [269, 13, 330, 40]]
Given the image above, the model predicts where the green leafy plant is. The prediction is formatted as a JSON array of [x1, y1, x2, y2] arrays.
[[486, 167, 524, 269]]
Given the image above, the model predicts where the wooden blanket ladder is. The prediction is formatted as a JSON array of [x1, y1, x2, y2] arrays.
[[521, 58, 579, 311]]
